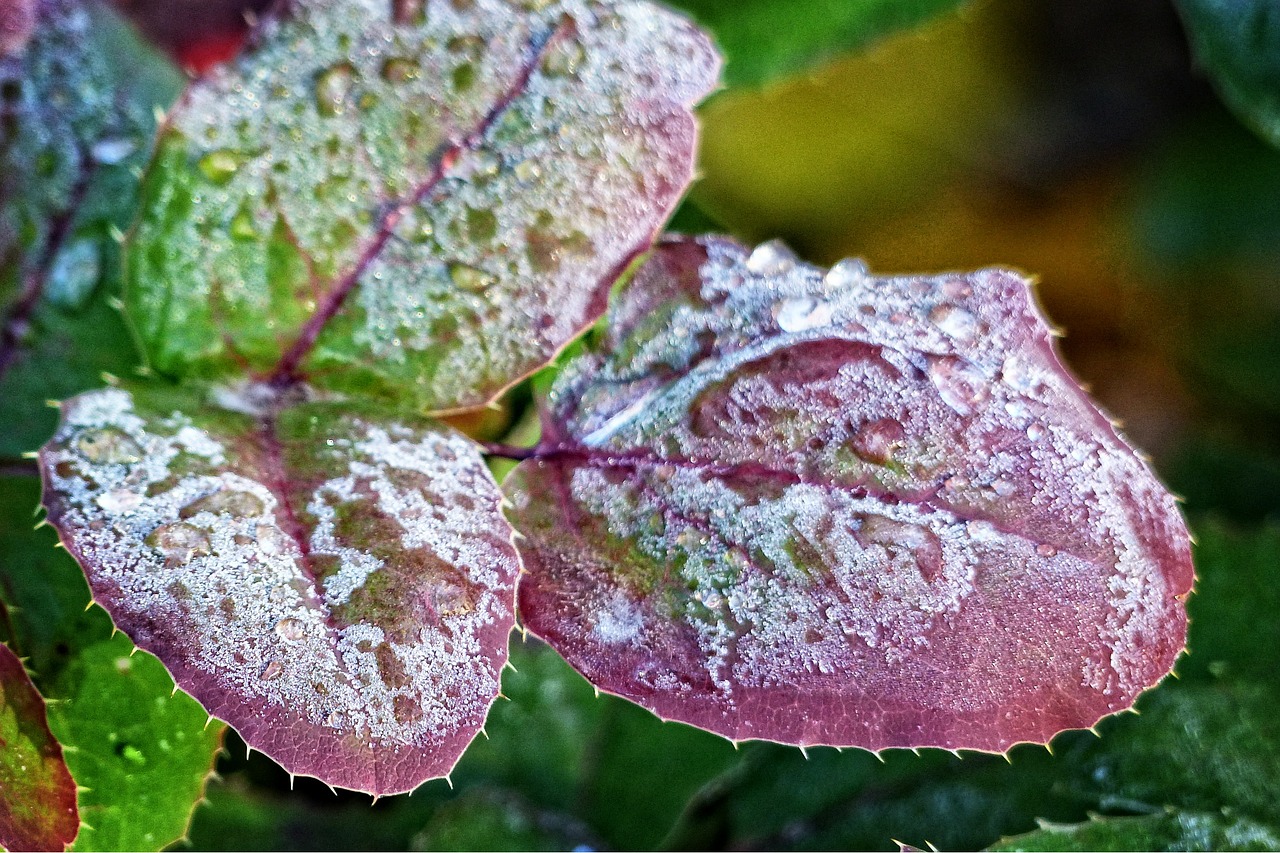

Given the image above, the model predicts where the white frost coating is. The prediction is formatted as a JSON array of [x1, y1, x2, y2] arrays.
[[146, 0, 718, 410], [544, 237, 1185, 699], [591, 588, 645, 645], [44, 388, 519, 752]]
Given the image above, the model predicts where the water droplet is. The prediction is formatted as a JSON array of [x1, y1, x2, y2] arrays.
[[774, 296, 833, 333], [198, 149, 241, 185], [259, 659, 283, 681], [1036, 543, 1058, 557], [746, 240, 797, 276], [230, 206, 257, 241], [929, 304, 978, 341], [928, 356, 989, 415], [850, 418, 906, 464], [90, 136, 137, 165], [514, 160, 541, 182], [46, 238, 101, 310], [1002, 356, 1038, 392], [181, 489, 265, 519], [941, 278, 972, 299], [256, 524, 290, 557], [856, 516, 943, 582], [675, 529, 705, 549], [96, 488, 144, 513], [541, 39, 586, 77], [380, 57, 420, 82], [314, 63, 356, 117], [146, 522, 211, 564], [466, 207, 497, 243], [75, 427, 141, 464], [469, 150, 500, 178], [274, 617, 306, 641], [825, 258, 869, 289], [1026, 423, 1045, 440], [448, 262, 495, 291]]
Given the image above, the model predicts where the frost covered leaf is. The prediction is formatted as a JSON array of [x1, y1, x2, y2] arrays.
[[0, 642, 79, 852], [39, 384, 522, 794], [0, 0, 183, 457], [507, 235, 1193, 751], [127, 0, 719, 414]]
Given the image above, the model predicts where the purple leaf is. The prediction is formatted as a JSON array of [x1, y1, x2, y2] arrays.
[[507, 236, 1194, 751], [126, 0, 720, 413], [0, 642, 78, 852], [39, 384, 521, 794]]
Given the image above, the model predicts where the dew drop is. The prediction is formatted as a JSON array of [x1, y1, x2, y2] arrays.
[[1002, 355, 1038, 392], [1026, 423, 1046, 440], [181, 489, 265, 520], [514, 160, 541, 182], [256, 523, 290, 557], [259, 659, 283, 681], [46, 238, 101, 310], [850, 418, 906, 464], [1036, 543, 1058, 557], [746, 240, 797, 276], [229, 207, 257, 241], [448, 262, 495, 291], [541, 39, 586, 77], [675, 529, 706, 549], [929, 304, 979, 341], [314, 63, 356, 117], [75, 427, 141, 464], [825, 258, 869, 289], [928, 356, 989, 415], [197, 149, 241, 185], [145, 522, 211, 565], [274, 617, 306, 641], [96, 488, 144, 513], [90, 136, 137, 165], [380, 57, 420, 82], [774, 296, 833, 333]]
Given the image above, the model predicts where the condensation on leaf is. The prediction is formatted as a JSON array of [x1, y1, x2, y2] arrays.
[[0, 643, 79, 852], [127, 0, 720, 413], [39, 385, 522, 794], [508, 235, 1194, 751]]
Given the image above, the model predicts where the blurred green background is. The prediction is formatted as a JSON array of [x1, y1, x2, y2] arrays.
[[5, 0, 1280, 849]]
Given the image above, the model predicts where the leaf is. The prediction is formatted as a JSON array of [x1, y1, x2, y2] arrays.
[[411, 789, 598, 852], [0, 642, 79, 853], [665, 0, 967, 89], [0, 476, 226, 852], [49, 635, 223, 852], [1179, 521, 1280, 683], [39, 383, 522, 794], [506, 235, 1193, 751], [1061, 681, 1280, 828], [988, 810, 1280, 853], [1174, 0, 1280, 149], [0, 0, 184, 458], [126, 0, 719, 414]]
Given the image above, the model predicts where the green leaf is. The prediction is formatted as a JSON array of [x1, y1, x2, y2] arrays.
[[1175, 0, 1280, 148], [126, 0, 718, 414], [0, 475, 225, 852], [1180, 521, 1280, 683], [1062, 681, 1280, 827], [48, 635, 223, 852], [989, 810, 1280, 852], [411, 789, 597, 852], [665, 0, 969, 89], [0, 641, 79, 853], [39, 382, 523, 794], [0, 0, 184, 458]]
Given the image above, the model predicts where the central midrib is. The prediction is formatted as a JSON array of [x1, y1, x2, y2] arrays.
[[266, 18, 572, 387]]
